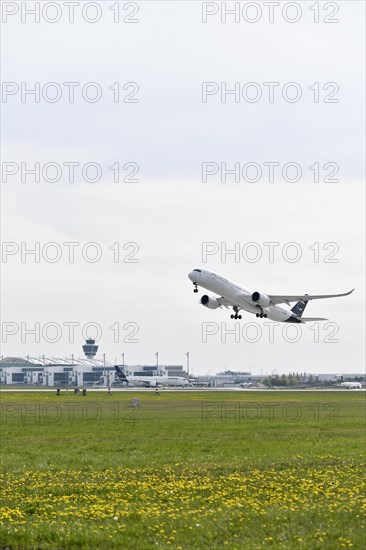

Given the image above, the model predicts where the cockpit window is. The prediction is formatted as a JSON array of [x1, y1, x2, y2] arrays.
[[193, 269, 201, 272]]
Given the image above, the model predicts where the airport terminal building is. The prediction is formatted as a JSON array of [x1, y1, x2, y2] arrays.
[[0, 356, 115, 387], [0, 338, 189, 387], [0, 357, 188, 387]]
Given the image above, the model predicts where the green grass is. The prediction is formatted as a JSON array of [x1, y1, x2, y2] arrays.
[[0, 390, 365, 549]]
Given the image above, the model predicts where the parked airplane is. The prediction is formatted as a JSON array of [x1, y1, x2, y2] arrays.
[[115, 366, 189, 387], [188, 268, 354, 323], [339, 382, 363, 389]]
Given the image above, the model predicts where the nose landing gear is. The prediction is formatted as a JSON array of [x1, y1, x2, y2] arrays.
[[193, 283, 198, 293]]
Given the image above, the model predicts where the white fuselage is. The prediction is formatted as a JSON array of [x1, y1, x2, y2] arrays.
[[128, 376, 189, 387], [188, 268, 296, 322]]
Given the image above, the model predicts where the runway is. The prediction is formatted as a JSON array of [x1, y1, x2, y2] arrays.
[[0, 387, 364, 392]]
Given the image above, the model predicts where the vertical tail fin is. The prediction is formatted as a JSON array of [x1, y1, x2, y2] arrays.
[[291, 295, 308, 318], [115, 366, 128, 383]]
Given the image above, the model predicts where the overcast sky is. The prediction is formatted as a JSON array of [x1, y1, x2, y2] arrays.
[[1, 1, 365, 375]]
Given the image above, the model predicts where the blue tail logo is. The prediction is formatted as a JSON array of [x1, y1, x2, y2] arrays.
[[291, 296, 308, 317], [115, 366, 128, 382]]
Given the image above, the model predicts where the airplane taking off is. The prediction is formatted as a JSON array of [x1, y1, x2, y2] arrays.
[[188, 269, 354, 323], [115, 366, 189, 387]]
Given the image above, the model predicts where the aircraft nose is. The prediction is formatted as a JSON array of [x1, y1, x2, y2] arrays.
[[188, 271, 195, 281]]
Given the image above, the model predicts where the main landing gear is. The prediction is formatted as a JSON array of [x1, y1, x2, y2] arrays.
[[193, 283, 198, 293], [230, 307, 242, 320], [256, 309, 268, 318]]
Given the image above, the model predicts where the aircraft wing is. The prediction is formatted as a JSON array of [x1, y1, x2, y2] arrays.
[[216, 296, 233, 309], [217, 293, 263, 309], [269, 289, 354, 306]]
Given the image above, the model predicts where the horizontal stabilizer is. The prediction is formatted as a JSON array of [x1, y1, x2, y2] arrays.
[[301, 317, 328, 322]]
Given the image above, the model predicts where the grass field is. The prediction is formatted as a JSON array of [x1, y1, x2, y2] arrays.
[[0, 390, 365, 549]]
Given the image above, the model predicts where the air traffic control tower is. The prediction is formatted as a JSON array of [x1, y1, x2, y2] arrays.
[[82, 338, 98, 359]]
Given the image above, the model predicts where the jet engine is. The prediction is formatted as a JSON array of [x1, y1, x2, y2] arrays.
[[251, 291, 270, 307], [201, 295, 220, 309]]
